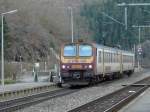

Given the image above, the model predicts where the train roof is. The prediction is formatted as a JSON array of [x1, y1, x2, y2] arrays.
[[62, 42, 134, 56], [93, 43, 134, 55]]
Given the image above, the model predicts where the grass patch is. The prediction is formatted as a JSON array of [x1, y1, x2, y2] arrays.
[[0, 79, 16, 85]]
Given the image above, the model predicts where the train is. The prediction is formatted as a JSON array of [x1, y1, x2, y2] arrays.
[[58, 40, 135, 86]]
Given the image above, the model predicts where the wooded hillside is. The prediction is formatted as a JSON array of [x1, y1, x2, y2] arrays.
[[0, 0, 150, 66]]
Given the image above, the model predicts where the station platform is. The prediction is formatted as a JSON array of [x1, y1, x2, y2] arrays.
[[0, 82, 54, 93], [120, 88, 150, 112]]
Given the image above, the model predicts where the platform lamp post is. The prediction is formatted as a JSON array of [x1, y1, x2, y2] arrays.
[[1, 9, 18, 87]]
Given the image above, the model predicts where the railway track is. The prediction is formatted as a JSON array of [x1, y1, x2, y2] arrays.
[[0, 72, 149, 112], [69, 76, 150, 112], [0, 88, 80, 112], [1, 77, 123, 112], [0, 78, 117, 112]]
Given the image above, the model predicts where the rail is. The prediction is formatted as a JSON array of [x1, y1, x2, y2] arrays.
[[69, 76, 150, 112]]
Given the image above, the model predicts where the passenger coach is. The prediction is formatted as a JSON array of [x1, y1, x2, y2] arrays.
[[59, 41, 134, 86]]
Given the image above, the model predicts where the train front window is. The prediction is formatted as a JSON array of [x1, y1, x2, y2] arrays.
[[64, 45, 76, 56], [79, 45, 92, 56]]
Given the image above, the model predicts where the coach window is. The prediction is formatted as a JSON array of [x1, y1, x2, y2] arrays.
[[116, 54, 117, 62], [123, 55, 124, 63], [110, 53, 112, 63], [109, 53, 111, 63], [104, 52, 106, 62], [111, 53, 113, 63], [109, 53, 110, 63], [106, 53, 108, 62], [106, 53, 108, 63], [105, 53, 108, 63], [106, 53, 107, 62], [98, 51, 101, 63], [113, 53, 115, 63], [117, 54, 118, 62], [105, 52, 107, 62], [115, 54, 117, 62], [114, 53, 115, 62], [114, 54, 115, 62], [112, 53, 113, 63], [108, 53, 110, 63], [108, 53, 109, 63]]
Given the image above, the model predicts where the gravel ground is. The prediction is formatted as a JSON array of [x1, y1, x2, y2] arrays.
[[17, 69, 150, 112]]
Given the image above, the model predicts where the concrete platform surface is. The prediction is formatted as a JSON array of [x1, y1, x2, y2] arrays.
[[0, 82, 53, 93], [120, 88, 150, 112]]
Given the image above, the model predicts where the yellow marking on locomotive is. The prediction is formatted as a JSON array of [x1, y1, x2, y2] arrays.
[[61, 56, 94, 63], [72, 65, 82, 69]]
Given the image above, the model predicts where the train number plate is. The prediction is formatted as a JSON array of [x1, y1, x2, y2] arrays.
[[72, 65, 82, 69]]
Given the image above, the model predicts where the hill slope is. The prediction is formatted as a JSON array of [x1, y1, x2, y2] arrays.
[[0, 0, 88, 61]]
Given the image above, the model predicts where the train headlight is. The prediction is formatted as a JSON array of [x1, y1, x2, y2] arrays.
[[88, 65, 92, 69], [62, 65, 66, 69]]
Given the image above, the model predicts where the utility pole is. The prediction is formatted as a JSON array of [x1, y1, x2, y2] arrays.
[[124, 7, 128, 30], [132, 25, 150, 71], [117, 2, 150, 30], [68, 7, 74, 43]]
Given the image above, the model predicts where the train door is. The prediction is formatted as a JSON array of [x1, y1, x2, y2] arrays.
[[102, 48, 105, 77], [120, 52, 123, 74], [96, 49, 103, 75]]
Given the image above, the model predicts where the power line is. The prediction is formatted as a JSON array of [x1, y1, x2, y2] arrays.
[[101, 12, 125, 26], [118, 3, 150, 7]]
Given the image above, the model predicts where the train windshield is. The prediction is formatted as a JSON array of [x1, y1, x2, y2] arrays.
[[79, 44, 92, 56], [64, 45, 76, 56]]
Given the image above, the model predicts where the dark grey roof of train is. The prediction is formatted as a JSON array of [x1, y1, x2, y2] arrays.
[[93, 43, 134, 55]]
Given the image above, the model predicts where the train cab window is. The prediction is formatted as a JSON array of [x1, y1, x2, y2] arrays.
[[64, 45, 76, 56], [79, 44, 92, 56]]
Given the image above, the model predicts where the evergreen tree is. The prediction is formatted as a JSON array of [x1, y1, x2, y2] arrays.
[[80, 0, 150, 50], [0, 17, 11, 58]]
